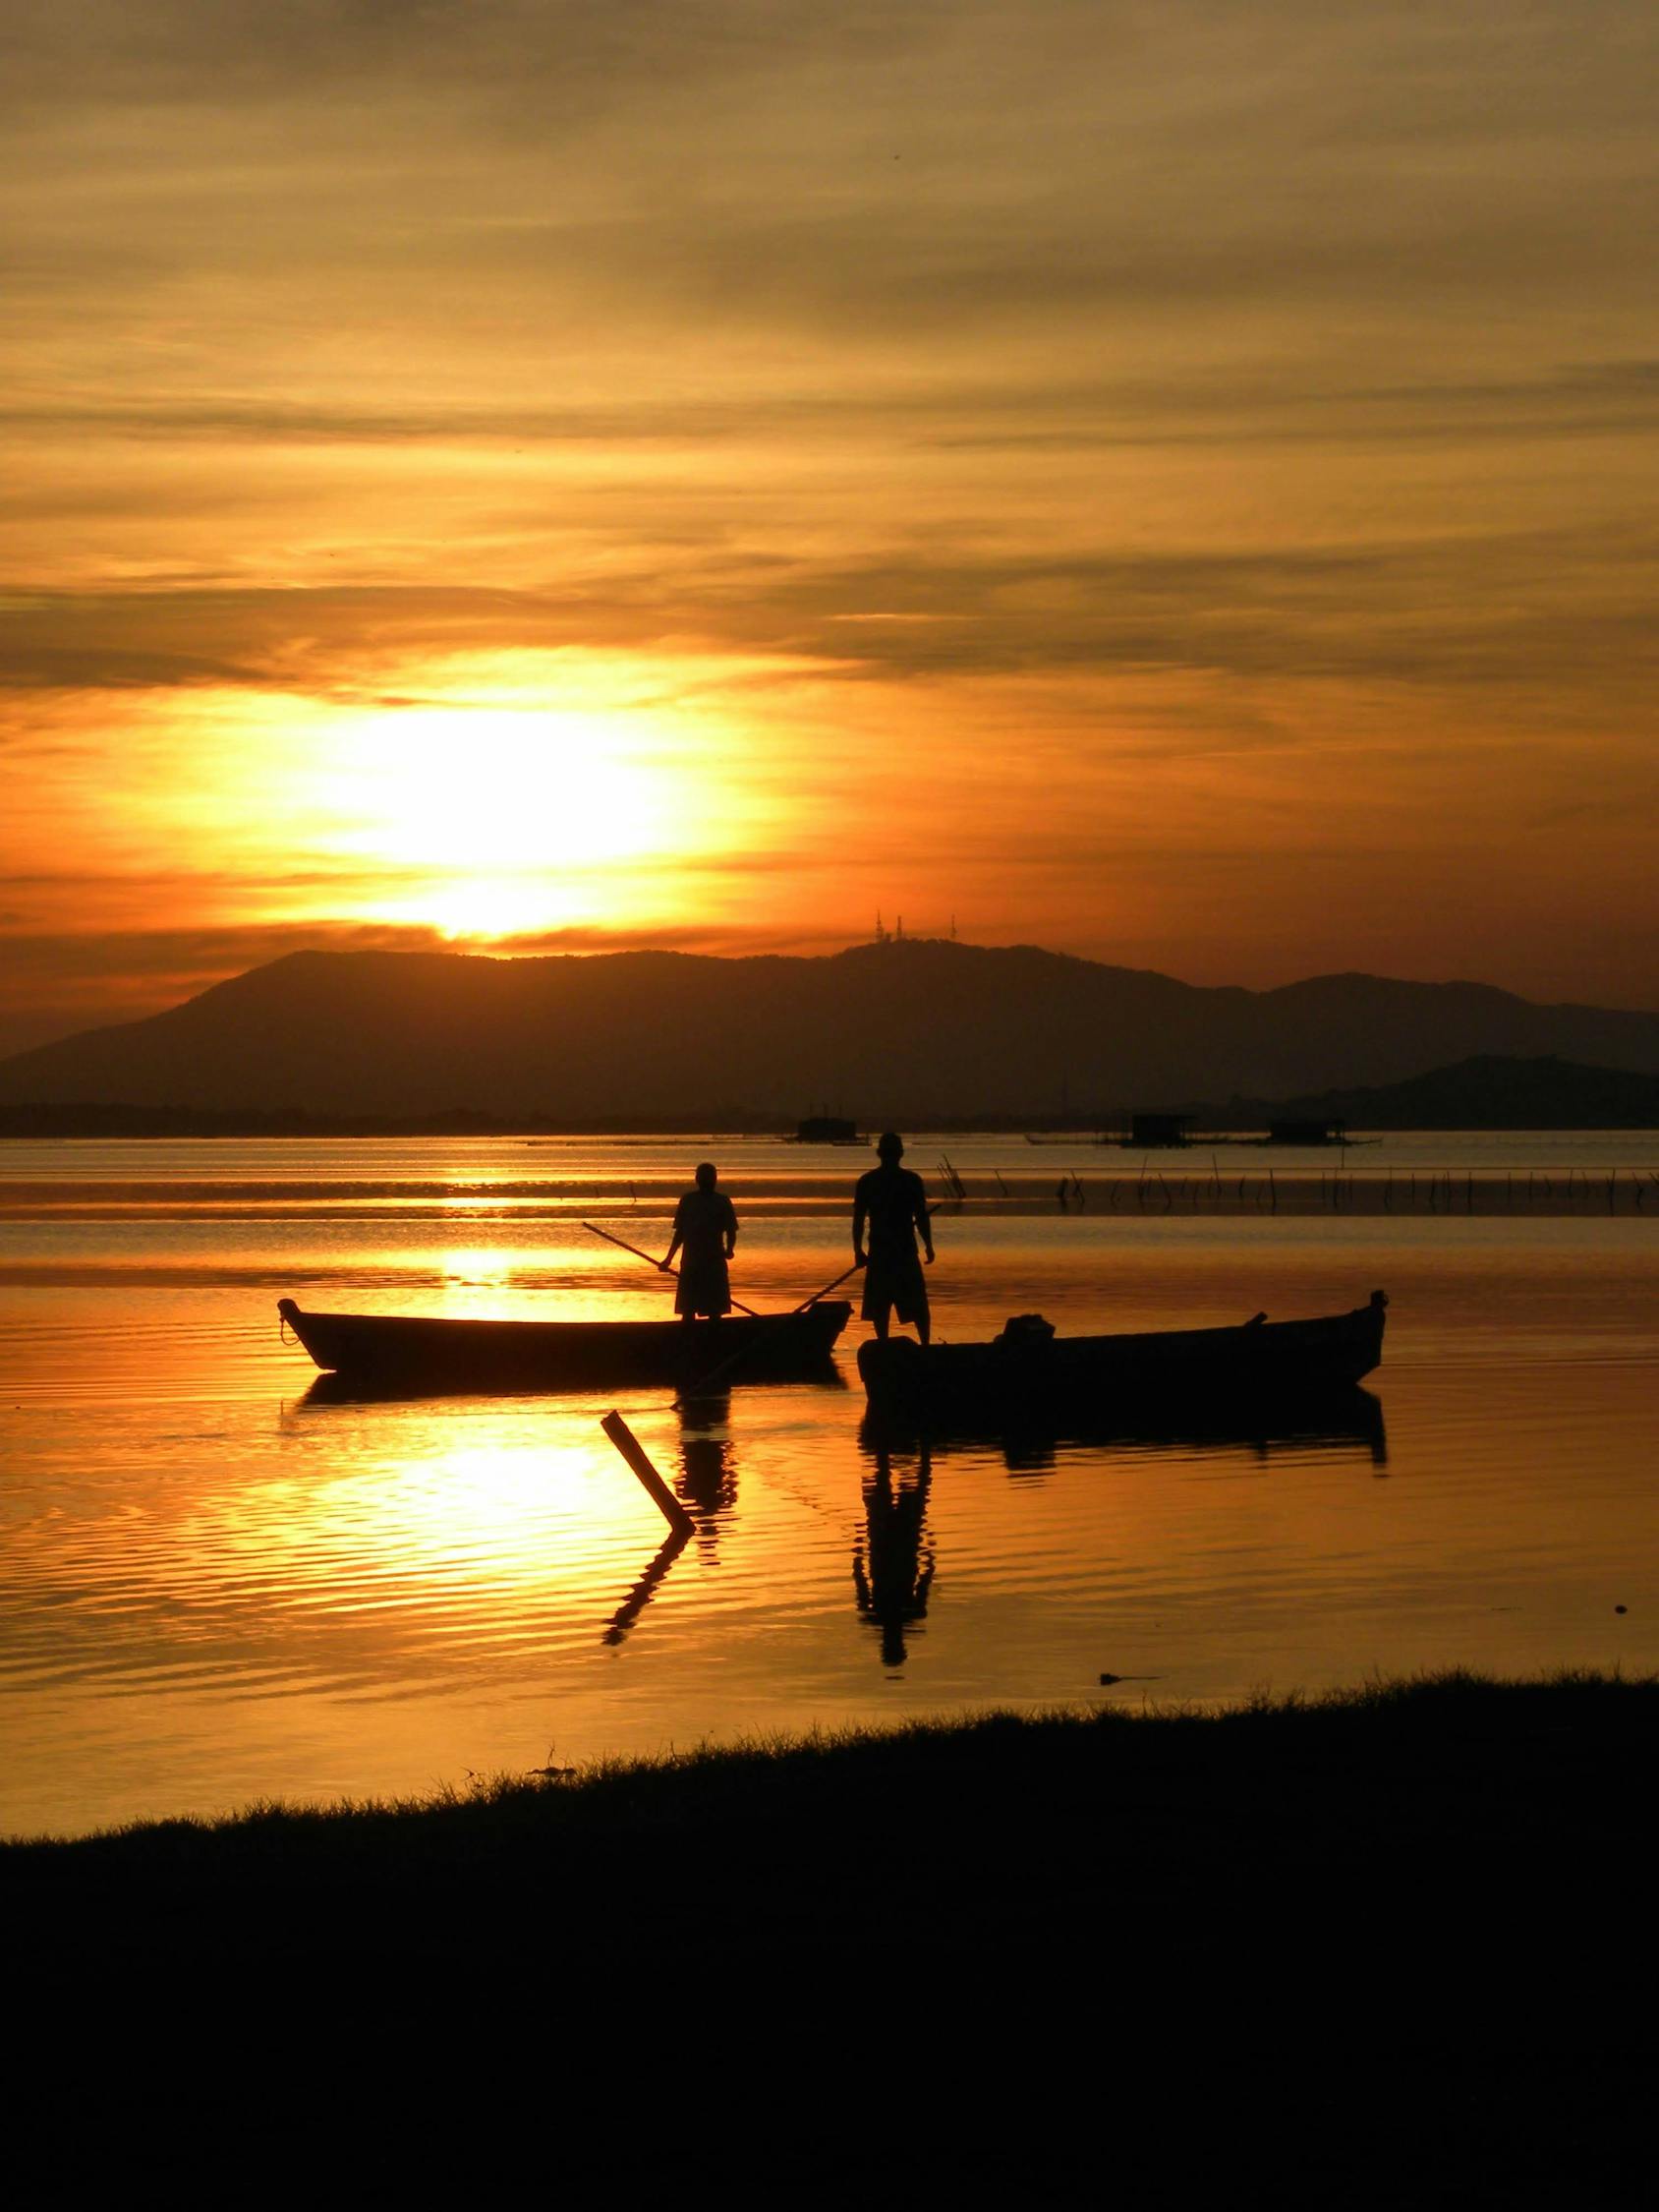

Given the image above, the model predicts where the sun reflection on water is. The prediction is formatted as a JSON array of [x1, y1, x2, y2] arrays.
[[5, 1157, 1659, 1837]]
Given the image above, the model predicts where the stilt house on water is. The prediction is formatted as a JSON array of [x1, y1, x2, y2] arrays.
[[794, 1114, 862, 1144], [1267, 1119, 1348, 1147], [1126, 1112, 1193, 1149]]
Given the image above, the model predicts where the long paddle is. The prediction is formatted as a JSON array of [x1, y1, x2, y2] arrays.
[[582, 1219, 760, 1318], [785, 1257, 866, 1316]]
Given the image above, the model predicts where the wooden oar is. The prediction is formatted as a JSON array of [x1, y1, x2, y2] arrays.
[[784, 1208, 939, 1327], [785, 1258, 865, 1315], [582, 1219, 760, 1317]]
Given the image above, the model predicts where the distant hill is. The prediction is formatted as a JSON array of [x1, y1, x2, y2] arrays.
[[0, 942, 1656, 1124], [1215, 1055, 1659, 1132]]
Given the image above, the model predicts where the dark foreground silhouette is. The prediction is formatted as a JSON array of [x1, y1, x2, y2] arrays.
[[6, 1676, 1653, 2196]]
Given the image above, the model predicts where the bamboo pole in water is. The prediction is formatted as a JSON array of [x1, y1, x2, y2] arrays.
[[601, 1411, 695, 1538]]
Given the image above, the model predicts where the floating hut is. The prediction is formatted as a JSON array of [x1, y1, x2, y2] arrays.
[[794, 1114, 862, 1144], [1126, 1112, 1193, 1149], [1267, 1118, 1348, 1147]]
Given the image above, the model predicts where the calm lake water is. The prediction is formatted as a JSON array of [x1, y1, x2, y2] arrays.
[[3, 1132, 1656, 1839]]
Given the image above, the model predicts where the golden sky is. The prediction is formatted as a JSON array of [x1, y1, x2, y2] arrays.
[[3, 0, 1655, 1053]]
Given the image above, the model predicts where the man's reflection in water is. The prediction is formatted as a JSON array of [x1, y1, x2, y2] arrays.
[[676, 1393, 736, 1560], [854, 1440, 935, 1668]]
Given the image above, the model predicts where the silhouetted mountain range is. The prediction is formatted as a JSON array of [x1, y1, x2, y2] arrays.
[[1211, 1055, 1659, 1132], [0, 942, 1656, 1124]]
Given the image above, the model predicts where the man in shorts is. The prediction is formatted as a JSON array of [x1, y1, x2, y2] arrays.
[[852, 1132, 935, 1344]]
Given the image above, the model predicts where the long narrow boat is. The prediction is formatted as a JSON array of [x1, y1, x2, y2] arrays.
[[278, 1297, 851, 1391], [858, 1291, 1388, 1424]]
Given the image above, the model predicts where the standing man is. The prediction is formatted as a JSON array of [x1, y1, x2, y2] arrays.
[[853, 1132, 935, 1345], [661, 1161, 738, 1322]]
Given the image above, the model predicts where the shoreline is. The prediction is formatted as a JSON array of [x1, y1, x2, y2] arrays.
[[8, 1673, 1654, 2196], [7, 1668, 1651, 1915], [10, 1673, 1653, 2189]]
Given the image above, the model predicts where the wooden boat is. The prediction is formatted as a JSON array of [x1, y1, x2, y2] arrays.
[[278, 1296, 851, 1391], [858, 1291, 1388, 1423]]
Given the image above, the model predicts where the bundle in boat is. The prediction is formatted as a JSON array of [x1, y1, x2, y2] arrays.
[[857, 1292, 1388, 1423], [277, 1298, 851, 1391]]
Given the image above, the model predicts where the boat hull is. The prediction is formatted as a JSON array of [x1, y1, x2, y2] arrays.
[[858, 1293, 1387, 1425], [278, 1298, 851, 1391]]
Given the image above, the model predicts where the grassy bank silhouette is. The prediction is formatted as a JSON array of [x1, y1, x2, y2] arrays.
[[6, 1670, 1650, 1960], [10, 1672, 1649, 2194]]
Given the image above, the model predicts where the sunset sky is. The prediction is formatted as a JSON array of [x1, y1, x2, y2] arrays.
[[3, 0, 1654, 1056]]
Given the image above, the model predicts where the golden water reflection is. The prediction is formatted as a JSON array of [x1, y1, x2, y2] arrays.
[[269, 1402, 697, 1674], [5, 1184, 1659, 1838]]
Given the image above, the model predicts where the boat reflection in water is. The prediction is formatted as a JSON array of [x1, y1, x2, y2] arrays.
[[853, 1438, 936, 1668], [299, 1368, 847, 1412], [857, 1384, 1388, 1476]]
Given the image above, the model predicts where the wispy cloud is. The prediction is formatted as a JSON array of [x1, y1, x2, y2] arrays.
[[6, 518, 1654, 705]]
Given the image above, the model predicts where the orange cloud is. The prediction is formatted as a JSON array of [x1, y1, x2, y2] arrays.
[[1, 1, 1653, 1051]]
